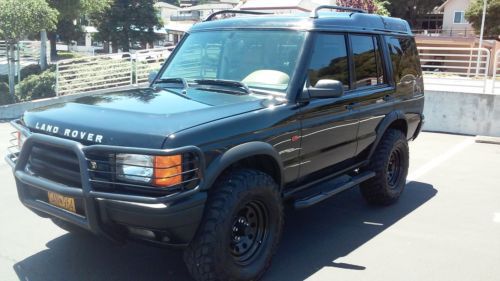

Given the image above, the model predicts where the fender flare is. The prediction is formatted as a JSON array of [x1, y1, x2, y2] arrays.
[[202, 141, 284, 191], [367, 111, 407, 160]]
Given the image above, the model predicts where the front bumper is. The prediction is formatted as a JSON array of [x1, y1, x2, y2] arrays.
[[6, 122, 207, 246]]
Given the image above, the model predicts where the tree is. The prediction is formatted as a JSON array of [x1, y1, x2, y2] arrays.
[[0, 0, 58, 98], [46, 0, 112, 58], [387, 0, 444, 27], [466, 0, 500, 38], [336, 0, 389, 15], [92, 0, 163, 53]]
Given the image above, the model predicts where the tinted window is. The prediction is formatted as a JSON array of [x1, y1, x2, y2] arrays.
[[386, 36, 421, 82], [351, 35, 385, 88], [308, 34, 349, 89]]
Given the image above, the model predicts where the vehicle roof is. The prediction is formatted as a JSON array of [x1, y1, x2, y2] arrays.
[[189, 12, 412, 36]]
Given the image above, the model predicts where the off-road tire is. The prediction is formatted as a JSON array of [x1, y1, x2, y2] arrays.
[[184, 169, 283, 281], [360, 128, 409, 205], [51, 218, 88, 235]]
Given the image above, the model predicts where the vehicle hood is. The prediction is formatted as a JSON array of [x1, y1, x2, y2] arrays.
[[22, 87, 269, 148]]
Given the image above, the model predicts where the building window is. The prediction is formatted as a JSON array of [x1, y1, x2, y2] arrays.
[[453, 11, 466, 24]]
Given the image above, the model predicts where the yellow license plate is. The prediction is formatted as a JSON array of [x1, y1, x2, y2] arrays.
[[48, 191, 76, 213]]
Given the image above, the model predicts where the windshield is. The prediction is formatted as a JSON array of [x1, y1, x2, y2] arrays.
[[160, 30, 306, 93]]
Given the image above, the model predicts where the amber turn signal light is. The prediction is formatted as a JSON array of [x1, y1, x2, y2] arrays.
[[153, 155, 182, 187]]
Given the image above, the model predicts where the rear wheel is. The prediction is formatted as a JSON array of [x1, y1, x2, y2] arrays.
[[360, 128, 409, 205], [184, 169, 283, 281]]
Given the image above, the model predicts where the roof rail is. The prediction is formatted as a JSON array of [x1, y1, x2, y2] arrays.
[[310, 5, 366, 18], [204, 10, 271, 22]]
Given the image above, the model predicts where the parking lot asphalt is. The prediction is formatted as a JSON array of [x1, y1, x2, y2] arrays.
[[0, 121, 499, 281]]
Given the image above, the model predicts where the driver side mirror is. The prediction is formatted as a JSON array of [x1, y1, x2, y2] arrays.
[[308, 79, 344, 99], [148, 71, 159, 84]]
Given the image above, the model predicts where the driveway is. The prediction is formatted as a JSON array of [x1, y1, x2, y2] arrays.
[[0, 121, 499, 281]]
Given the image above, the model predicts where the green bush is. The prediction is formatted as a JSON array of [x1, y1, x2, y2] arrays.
[[0, 74, 8, 83], [15, 70, 56, 102], [57, 51, 82, 60], [20, 64, 42, 80], [0, 82, 14, 105]]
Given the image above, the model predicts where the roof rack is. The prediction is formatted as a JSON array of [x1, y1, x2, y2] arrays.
[[204, 10, 271, 22], [310, 5, 366, 18]]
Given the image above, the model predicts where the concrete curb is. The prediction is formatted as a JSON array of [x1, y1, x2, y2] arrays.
[[475, 136, 500, 145], [0, 85, 139, 120]]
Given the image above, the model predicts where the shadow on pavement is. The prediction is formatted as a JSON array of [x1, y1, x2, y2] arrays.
[[14, 181, 436, 281]]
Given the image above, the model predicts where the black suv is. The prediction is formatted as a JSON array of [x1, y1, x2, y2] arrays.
[[6, 6, 424, 281]]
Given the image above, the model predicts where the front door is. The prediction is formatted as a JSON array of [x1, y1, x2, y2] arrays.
[[298, 33, 359, 178]]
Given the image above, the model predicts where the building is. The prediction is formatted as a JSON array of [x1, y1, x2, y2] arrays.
[[437, 0, 475, 37], [155, 2, 179, 25], [170, 3, 236, 22]]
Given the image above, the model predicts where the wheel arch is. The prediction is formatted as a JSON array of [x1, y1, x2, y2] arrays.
[[367, 111, 408, 160], [203, 141, 284, 192]]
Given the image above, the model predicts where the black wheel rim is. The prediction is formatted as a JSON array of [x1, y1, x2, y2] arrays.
[[230, 200, 269, 265], [386, 148, 402, 188]]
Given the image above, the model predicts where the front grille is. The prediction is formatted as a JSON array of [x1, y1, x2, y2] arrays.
[[25, 141, 201, 197], [28, 143, 82, 187]]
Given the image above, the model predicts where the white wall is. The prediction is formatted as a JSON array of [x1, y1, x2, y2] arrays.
[[423, 90, 500, 137]]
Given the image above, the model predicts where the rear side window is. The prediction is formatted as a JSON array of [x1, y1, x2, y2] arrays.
[[386, 36, 421, 82], [308, 33, 349, 89], [350, 35, 385, 88]]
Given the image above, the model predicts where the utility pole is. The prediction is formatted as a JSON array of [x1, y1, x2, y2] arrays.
[[40, 30, 48, 70], [475, 0, 487, 76], [7, 42, 16, 99]]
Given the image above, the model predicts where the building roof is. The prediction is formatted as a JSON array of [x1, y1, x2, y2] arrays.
[[179, 3, 235, 12], [239, 0, 304, 9], [190, 12, 412, 35]]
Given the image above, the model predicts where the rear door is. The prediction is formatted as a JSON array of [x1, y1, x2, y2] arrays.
[[347, 34, 395, 155]]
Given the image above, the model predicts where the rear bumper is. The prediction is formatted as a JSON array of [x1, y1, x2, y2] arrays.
[[6, 124, 207, 246]]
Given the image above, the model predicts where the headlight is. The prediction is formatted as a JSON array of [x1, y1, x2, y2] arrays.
[[116, 154, 182, 187]]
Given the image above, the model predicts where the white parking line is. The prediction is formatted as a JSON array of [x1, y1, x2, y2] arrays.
[[494, 213, 500, 223], [406, 138, 475, 183]]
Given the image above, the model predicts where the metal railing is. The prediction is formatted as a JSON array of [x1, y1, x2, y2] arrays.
[[55, 48, 171, 96], [418, 46, 491, 94], [413, 28, 476, 38], [133, 48, 171, 84], [56, 53, 133, 96], [493, 50, 500, 94]]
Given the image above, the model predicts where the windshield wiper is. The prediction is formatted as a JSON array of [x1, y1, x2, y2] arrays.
[[193, 79, 251, 95], [153, 78, 189, 94]]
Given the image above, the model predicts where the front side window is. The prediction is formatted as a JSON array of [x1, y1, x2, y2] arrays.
[[351, 35, 385, 88], [161, 30, 306, 93], [453, 11, 466, 23], [308, 33, 349, 89]]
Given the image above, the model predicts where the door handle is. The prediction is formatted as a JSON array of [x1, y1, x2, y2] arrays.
[[383, 95, 393, 101], [345, 102, 356, 110]]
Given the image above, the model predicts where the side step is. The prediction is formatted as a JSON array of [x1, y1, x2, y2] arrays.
[[293, 171, 375, 209]]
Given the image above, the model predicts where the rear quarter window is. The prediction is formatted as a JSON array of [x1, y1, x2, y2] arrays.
[[385, 36, 421, 82]]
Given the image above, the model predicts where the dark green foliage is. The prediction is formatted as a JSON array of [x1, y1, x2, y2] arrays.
[[466, 0, 500, 37], [20, 64, 42, 80], [0, 82, 14, 105], [92, 0, 163, 52], [388, 0, 445, 27], [15, 70, 56, 102], [56, 51, 82, 60]]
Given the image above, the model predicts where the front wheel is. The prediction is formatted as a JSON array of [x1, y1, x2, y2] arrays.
[[360, 129, 409, 205], [184, 169, 283, 281]]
